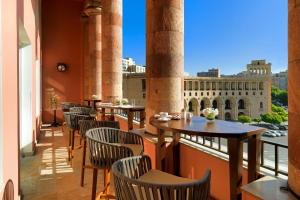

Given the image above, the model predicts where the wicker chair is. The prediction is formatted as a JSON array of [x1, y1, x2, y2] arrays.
[[112, 155, 211, 200], [67, 113, 94, 161], [86, 127, 144, 200], [61, 102, 80, 112], [2, 180, 14, 200], [79, 120, 120, 187], [70, 106, 93, 115]]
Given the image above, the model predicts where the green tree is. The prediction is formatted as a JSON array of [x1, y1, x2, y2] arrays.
[[238, 115, 252, 123], [261, 113, 283, 124], [253, 117, 262, 123], [271, 104, 288, 122], [271, 86, 288, 106]]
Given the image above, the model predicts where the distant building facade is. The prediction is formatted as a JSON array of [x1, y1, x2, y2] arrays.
[[123, 60, 272, 121], [122, 57, 135, 71], [197, 68, 220, 77], [272, 70, 288, 90], [122, 57, 146, 73]]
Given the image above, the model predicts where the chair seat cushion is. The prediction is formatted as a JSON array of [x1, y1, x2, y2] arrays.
[[138, 170, 193, 184], [121, 144, 143, 156]]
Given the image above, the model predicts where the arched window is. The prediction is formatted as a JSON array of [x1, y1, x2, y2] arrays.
[[188, 101, 193, 112], [238, 112, 245, 116], [212, 100, 218, 109], [225, 112, 232, 121], [260, 102, 263, 109], [225, 99, 231, 109], [238, 99, 245, 109], [200, 100, 205, 111]]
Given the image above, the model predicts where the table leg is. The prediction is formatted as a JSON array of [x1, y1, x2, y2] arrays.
[[127, 110, 133, 131], [248, 134, 261, 182], [172, 132, 180, 176], [228, 138, 243, 200], [156, 128, 166, 171], [110, 108, 115, 121], [101, 108, 105, 121], [140, 110, 145, 128]]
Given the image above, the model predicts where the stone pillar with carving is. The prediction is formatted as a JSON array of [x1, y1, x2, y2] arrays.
[[146, 0, 184, 133], [83, 1, 102, 100], [102, 0, 123, 102], [288, 0, 300, 196]]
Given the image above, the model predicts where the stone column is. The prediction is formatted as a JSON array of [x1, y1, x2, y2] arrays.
[[146, 0, 184, 133], [84, 4, 102, 99], [288, 0, 300, 196], [102, 0, 123, 102]]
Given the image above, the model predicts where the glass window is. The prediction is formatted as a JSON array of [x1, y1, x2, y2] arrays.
[[200, 82, 204, 90], [194, 81, 199, 90], [141, 79, 146, 91], [189, 81, 193, 90]]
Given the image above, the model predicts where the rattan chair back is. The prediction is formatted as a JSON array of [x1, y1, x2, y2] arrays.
[[79, 120, 120, 139], [112, 155, 211, 200], [86, 127, 143, 169]]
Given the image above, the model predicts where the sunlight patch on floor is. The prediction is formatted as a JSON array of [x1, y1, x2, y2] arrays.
[[40, 147, 73, 175]]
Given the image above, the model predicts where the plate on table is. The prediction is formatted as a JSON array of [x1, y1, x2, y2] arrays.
[[158, 117, 170, 122]]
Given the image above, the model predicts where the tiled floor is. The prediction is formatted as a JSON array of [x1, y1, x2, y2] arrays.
[[21, 126, 109, 200]]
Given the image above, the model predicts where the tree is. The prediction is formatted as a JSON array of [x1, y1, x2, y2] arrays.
[[238, 115, 252, 123], [271, 86, 288, 106], [253, 117, 262, 123], [272, 104, 288, 122], [261, 113, 283, 124]]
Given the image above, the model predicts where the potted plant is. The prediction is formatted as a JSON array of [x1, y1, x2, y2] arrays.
[[46, 88, 60, 127], [202, 108, 219, 123]]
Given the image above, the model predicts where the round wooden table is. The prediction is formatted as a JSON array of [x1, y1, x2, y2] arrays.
[[150, 116, 265, 200]]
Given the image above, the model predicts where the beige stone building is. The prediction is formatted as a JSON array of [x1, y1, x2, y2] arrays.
[[272, 70, 288, 90], [123, 60, 272, 121]]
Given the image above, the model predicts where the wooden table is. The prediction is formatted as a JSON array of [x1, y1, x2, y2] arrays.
[[84, 99, 101, 110], [97, 104, 145, 131], [150, 116, 265, 200]]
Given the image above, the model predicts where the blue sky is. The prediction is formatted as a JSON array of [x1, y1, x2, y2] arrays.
[[123, 0, 287, 75]]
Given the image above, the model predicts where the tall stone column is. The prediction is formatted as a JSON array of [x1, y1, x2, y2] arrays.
[[288, 0, 300, 196], [84, 3, 102, 99], [102, 0, 123, 102], [146, 0, 184, 133]]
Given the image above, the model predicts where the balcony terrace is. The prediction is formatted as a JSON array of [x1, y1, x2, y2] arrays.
[[0, 0, 299, 200]]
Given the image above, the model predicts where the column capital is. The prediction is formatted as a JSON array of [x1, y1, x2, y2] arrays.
[[83, 0, 102, 17]]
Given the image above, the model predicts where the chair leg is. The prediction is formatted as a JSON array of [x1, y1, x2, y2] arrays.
[[80, 140, 87, 187], [71, 130, 75, 150], [68, 129, 72, 161], [98, 169, 115, 199], [62, 121, 66, 132], [68, 129, 75, 162], [91, 168, 98, 200]]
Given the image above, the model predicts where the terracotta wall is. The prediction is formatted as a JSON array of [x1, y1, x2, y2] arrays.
[[42, 0, 84, 123], [180, 143, 249, 200]]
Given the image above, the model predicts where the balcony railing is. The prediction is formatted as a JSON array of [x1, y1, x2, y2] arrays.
[[114, 112, 288, 177], [115, 109, 142, 122], [181, 134, 288, 177]]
